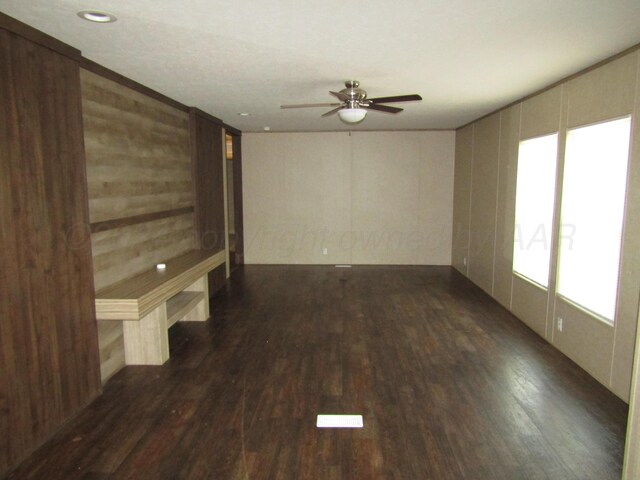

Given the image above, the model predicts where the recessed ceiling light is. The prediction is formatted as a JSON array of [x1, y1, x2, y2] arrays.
[[237, 112, 250, 116], [77, 10, 117, 23]]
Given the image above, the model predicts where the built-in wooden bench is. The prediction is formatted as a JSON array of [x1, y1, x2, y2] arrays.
[[95, 250, 225, 365]]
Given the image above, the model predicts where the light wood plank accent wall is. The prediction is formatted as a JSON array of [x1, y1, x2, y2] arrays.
[[80, 69, 195, 381], [452, 48, 640, 402]]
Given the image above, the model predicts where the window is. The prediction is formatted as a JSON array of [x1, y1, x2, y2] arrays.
[[513, 133, 558, 287], [557, 117, 632, 322]]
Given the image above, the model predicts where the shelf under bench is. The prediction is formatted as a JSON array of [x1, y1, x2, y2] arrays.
[[166, 291, 205, 327]]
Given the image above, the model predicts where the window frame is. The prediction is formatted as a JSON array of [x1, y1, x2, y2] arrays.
[[555, 115, 633, 324], [512, 132, 560, 289]]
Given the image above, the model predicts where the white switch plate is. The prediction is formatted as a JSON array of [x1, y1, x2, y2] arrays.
[[322, 247, 328, 255], [557, 317, 563, 332]]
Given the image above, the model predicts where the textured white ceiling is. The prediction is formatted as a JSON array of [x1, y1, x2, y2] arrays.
[[2, 0, 640, 132]]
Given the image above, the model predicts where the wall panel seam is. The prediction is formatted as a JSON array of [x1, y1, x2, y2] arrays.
[[609, 52, 640, 387], [466, 125, 474, 276], [509, 104, 523, 310], [491, 115, 502, 295]]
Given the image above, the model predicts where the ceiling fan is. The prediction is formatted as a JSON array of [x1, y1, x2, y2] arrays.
[[280, 80, 422, 124]]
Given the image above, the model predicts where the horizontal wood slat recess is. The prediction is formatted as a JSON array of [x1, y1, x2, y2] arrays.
[[95, 250, 225, 320], [81, 70, 193, 225], [91, 215, 196, 292], [81, 58, 189, 113], [81, 68, 195, 283], [90, 206, 194, 233], [0, 26, 101, 476], [81, 69, 197, 380], [81, 61, 241, 135]]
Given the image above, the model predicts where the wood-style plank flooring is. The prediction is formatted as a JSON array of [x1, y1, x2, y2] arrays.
[[7, 266, 629, 479]]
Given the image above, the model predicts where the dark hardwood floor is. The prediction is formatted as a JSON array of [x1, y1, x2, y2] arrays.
[[7, 266, 628, 479]]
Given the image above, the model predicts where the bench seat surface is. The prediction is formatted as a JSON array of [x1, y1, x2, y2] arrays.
[[95, 249, 224, 320]]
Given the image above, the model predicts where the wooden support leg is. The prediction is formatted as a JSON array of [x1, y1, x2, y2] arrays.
[[122, 303, 170, 365], [181, 274, 210, 322]]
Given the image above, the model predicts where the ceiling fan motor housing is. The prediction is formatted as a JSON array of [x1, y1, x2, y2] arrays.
[[342, 80, 368, 108]]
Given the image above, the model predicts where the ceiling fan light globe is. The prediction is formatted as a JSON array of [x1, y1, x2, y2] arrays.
[[338, 108, 367, 124]]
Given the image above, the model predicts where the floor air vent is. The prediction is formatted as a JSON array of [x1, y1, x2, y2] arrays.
[[316, 414, 363, 428]]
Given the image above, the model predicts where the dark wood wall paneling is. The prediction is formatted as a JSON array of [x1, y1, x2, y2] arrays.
[[208, 265, 228, 296], [0, 16, 101, 476], [0, 11, 243, 473], [190, 108, 227, 296], [231, 134, 245, 265]]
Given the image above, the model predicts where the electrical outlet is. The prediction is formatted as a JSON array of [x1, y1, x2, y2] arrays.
[[463, 257, 467, 266], [557, 317, 563, 332], [322, 247, 328, 255]]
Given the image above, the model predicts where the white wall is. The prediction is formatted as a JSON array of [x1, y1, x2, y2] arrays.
[[242, 131, 455, 265]]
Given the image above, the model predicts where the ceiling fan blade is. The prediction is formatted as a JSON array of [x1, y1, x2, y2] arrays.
[[368, 94, 422, 104], [330, 91, 350, 101], [365, 104, 403, 114], [322, 106, 343, 117], [281, 103, 342, 109]]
